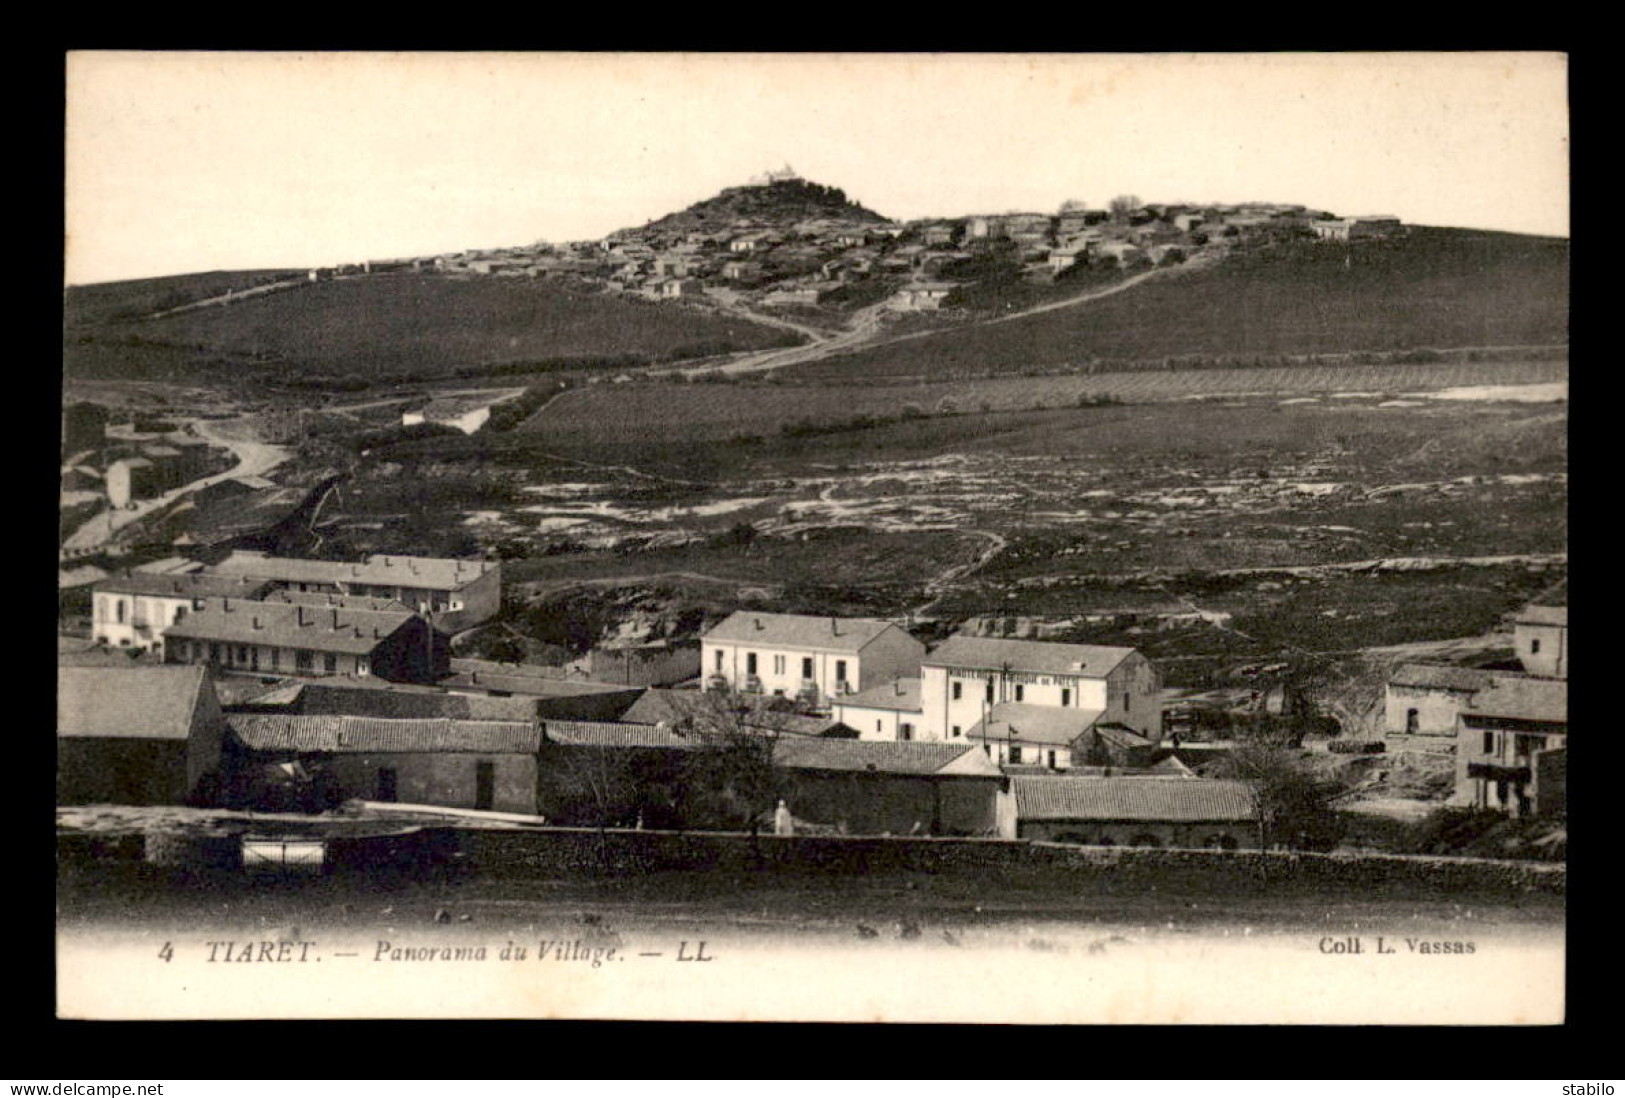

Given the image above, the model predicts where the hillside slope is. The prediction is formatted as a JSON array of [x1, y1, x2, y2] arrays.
[[63, 271, 799, 381], [789, 228, 1569, 380]]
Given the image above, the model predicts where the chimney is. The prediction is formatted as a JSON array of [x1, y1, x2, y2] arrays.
[[754, 618, 763, 630], [331, 608, 341, 630], [831, 617, 839, 636], [223, 597, 231, 612], [296, 605, 306, 627], [252, 615, 262, 630]]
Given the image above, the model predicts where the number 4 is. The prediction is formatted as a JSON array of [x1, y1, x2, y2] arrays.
[[158, 942, 173, 963]]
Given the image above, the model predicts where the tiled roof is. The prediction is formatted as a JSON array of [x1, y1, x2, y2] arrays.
[[966, 702, 1104, 746], [1014, 777, 1258, 823], [772, 738, 1001, 777], [1095, 723, 1154, 750], [1462, 678, 1567, 725], [440, 667, 634, 698], [925, 636, 1135, 677], [164, 598, 415, 654], [58, 665, 209, 741], [93, 571, 274, 600], [210, 551, 495, 591], [227, 713, 539, 754], [287, 682, 539, 722], [835, 677, 922, 713], [266, 589, 415, 614], [1389, 663, 1503, 693], [542, 721, 695, 749], [703, 611, 904, 653], [619, 689, 843, 736]]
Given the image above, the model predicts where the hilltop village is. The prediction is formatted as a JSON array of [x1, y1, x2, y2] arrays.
[[307, 170, 1401, 317]]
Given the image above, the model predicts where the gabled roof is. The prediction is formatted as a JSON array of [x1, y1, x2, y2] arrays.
[[925, 635, 1136, 678], [1014, 777, 1257, 823], [265, 589, 415, 614], [1462, 678, 1567, 725], [966, 702, 1104, 747], [772, 738, 1001, 778], [1389, 663, 1503, 693], [835, 677, 922, 713], [227, 713, 540, 754], [619, 689, 845, 737], [278, 681, 540, 722], [93, 571, 274, 600], [703, 611, 906, 654], [164, 598, 416, 654], [58, 665, 209, 741]]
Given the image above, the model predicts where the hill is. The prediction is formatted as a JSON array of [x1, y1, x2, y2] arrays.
[[63, 269, 305, 327], [787, 227, 1569, 380], [615, 178, 891, 240], [63, 271, 800, 383]]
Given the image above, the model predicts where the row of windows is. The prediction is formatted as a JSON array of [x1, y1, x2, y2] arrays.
[[720, 650, 846, 682], [947, 677, 1131, 711], [185, 641, 354, 675]]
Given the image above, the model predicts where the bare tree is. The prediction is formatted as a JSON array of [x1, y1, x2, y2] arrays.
[[675, 689, 791, 839], [543, 744, 639, 836], [1216, 734, 1355, 851]]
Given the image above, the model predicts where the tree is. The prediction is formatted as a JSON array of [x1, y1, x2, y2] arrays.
[[1216, 734, 1354, 851], [674, 689, 790, 840], [1109, 195, 1142, 223]]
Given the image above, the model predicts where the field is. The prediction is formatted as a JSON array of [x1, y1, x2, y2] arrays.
[[62, 269, 304, 326], [789, 228, 1569, 380], [63, 271, 799, 381]]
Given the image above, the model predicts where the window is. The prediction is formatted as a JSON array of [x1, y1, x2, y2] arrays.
[[209, 643, 221, 662], [983, 744, 991, 756], [1405, 708, 1419, 734], [250, 648, 259, 671], [1009, 746, 1023, 764], [835, 660, 848, 683], [271, 649, 280, 671], [1530, 638, 1542, 655], [952, 682, 963, 701], [900, 723, 914, 741], [474, 761, 495, 811], [715, 649, 724, 671], [357, 660, 369, 677], [323, 653, 338, 674], [295, 650, 314, 672], [773, 654, 786, 675], [1124, 692, 1131, 711], [1015, 685, 1025, 702], [1047, 750, 1056, 768], [802, 657, 813, 678], [952, 725, 961, 737], [1061, 688, 1071, 707], [173, 606, 186, 624], [1482, 731, 1496, 755], [877, 720, 884, 733], [747, 652, 758, 675], [116, 600, 126, 624], [986, 681, 994, 701], [237, 646, 249, 664]]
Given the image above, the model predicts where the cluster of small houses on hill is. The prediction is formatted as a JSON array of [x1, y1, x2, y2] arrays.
[[59, 543, 1564, 850], [60, 403, 227, 513], [306, 176, 1405, 317]]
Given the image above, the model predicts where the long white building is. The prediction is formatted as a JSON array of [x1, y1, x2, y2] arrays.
[[701, 612, 925, 708]]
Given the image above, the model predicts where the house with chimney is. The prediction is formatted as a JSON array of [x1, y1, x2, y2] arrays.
[[162, 596, 445, 683], [700, 611, 925, 707], [205, 550, 501, 631], [91, 570, 275, 656]]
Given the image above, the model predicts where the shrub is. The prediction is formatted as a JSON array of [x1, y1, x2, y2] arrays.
[[1327, 740, 1386, 755]]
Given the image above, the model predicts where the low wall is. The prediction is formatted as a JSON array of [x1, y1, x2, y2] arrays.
[[58, 826, 1565, 897]]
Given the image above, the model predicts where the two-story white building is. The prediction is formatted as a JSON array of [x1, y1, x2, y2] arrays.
[[1455, 677, 1567, 818], [833, 678, 923, 741], [91, 571, 274, 656], [917, 635, 1161, 745], [701, 612, 925, 708]]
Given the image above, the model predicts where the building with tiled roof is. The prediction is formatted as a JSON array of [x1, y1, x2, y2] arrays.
[[163, 596, 442, 684], [57, 664, 225, 805], [224, 711, 541, 813], [1455, 675, 1567, 819], [701, 612, 924, 707], [206, 550, 501, 631], [833, 677, 923, 742], [1013, 776, 1258, 848], [771, 737, 1004, 837], [920, 635, 1160, 747], [621, 688, 850, 738], [1385, 662, 1511, 737], [91, 570, 275, 655]]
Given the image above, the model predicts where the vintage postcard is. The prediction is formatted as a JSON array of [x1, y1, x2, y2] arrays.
[[59, 50, 1568, 1023]]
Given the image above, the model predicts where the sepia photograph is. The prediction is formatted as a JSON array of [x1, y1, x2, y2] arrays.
[[58, 50, 1568, 1023]]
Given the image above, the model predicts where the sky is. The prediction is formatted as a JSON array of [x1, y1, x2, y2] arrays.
[[64, 51, 1569, 286]]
